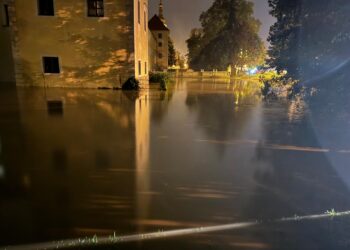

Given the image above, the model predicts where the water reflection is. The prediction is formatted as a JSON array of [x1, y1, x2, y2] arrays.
[[0, 87, 151, 246], [135, 93, 151, 233], [1, 79, 350, 249], [47, 100, 64, 116]]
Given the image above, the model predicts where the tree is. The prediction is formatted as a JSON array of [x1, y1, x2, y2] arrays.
[[268, 0, 350, 80], [186, 0, 265, 71], [168, 37, 177, 66]]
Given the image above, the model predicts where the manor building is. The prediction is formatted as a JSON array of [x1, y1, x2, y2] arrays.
[[148, 0, 169, 71], [0, 0, 149, 88]]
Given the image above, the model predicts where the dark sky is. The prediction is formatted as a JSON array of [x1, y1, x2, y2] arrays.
[[149, 0, 276, 55]]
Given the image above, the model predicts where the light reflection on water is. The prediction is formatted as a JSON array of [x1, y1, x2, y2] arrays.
[[1, 79, 350, 249]]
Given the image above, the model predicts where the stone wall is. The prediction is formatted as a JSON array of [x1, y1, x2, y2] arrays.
[[133, 0, 149, 88], [171, 71, 232, 79], [149, 29, 168, 71], [148, 29, 157, 72], [7, 0, 143, 88]]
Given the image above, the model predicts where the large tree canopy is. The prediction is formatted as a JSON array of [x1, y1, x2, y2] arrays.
[[268, 0, 350, 80], [186, 0, 265, 71], [168, 37, 177, 67]]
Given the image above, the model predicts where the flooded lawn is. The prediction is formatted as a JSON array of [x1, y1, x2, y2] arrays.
[[1, 79, 350, 249]]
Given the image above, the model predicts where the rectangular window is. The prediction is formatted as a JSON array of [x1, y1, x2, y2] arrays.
[[138, 60, 141, 76], [2, 4, 9, 27], [158, 53, 162, 59], [144, 62, 147, 74], [144, 10, 146, 31], [137, 0, 140, 24], [158, 33, 162, 39], [158, 42, 162, 47], [87, 0, 104, 17], [43, 57, 60, 74], [38, 0, 54, 16]]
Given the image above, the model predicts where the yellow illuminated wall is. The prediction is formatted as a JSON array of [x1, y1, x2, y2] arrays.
[[149, 29, 169, 71], [133, 0, 149, 87], [6, 0, 149, 88]]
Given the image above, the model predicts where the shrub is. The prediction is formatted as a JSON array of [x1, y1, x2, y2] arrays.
[[149, 72, 170, 91], [122, 77, 140, 90], [260, 75, 299, 98]]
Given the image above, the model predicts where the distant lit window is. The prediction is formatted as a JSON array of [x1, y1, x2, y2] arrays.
[[38, 0, 54, 16], [158, 33, 162, 39], [158, 42, 162, 47], [2, 4, 9, 27], [87, 0, 104, 17], [43, 57, 60, 74], [138, 60, 142, 76], [137, 0, 140, 24], [158, 53, 163, 59], [144, 62, 147, 74]]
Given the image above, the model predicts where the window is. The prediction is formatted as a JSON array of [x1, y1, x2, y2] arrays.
[[43, 57, 60, 74], [144, 62, 147, 74], [158, 42, 162, 47], [158, 53, 163, 59], [137, 0, 140, 24], [138, 60, 142, 76], [158, 33, 162, 39], [87, 0, 104, 17], [38, 0, 54, 16], [2, 4, 9, 27], [144, 10, 146, 31]]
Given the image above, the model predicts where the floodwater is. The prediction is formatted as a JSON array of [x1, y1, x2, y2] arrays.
[[1, 79, 350, 250]]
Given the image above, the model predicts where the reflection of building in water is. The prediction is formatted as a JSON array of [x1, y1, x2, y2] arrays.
[[135, 93, 151, 233], [0, 0, 149, 88], [0, 88, 151, 245]]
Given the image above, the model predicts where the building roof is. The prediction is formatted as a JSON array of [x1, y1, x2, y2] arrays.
[[148, 15, 169, 31]]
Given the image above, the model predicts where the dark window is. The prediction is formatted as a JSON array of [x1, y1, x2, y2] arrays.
[[38, 0, 54, 16], [43, 57, 60, 73], [144, 62, 147, 74], [138, 60, 142, 76], [137, 0, 140, 24], [2, 4, 9, 27], [158, 33, 162, 39], [158, 42, 162, 47], [87, 0, 104, 17], [158, 53, 163, 59]]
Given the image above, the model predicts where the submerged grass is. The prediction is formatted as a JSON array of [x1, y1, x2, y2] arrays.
[[4, 209, 350, 250]]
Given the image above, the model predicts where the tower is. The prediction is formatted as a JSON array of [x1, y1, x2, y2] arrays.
[[149, 0, 169, 71], [159, 0, 165, 24]]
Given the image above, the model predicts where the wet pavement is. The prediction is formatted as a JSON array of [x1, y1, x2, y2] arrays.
[[1, 79, 350, 249]]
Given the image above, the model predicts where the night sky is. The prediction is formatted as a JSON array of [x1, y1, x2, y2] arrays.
[[149, 0, 276, 55]]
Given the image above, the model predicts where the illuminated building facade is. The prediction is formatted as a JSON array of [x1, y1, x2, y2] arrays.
[[0, 0, 149, 88], [148, 0, 169, 71]]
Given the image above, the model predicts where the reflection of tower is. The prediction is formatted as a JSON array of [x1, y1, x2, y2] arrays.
[[159, 0, 166, 24]]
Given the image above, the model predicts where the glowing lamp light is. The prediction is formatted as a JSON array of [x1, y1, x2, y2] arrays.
[[249, 67, 258, 75]]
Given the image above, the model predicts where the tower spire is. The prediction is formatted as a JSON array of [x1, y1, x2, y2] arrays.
[[159, 0, 165, 24]]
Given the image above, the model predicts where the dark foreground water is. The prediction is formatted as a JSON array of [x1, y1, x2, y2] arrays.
[[1, 79, 350, 250]]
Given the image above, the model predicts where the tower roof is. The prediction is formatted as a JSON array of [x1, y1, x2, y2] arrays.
[[148, 15, 169, 31]]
